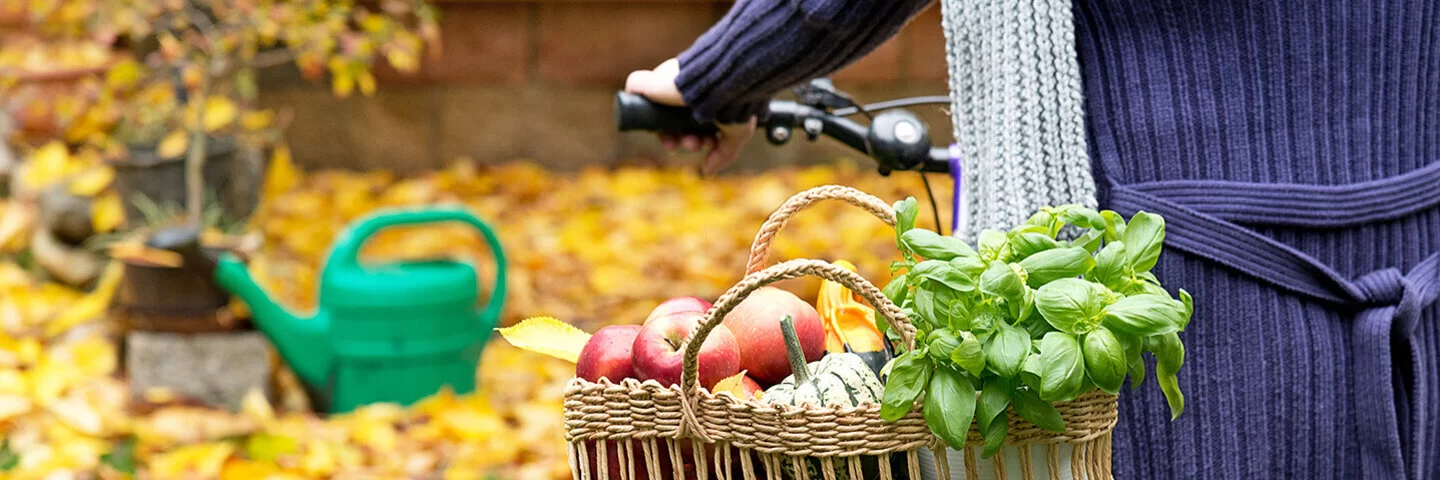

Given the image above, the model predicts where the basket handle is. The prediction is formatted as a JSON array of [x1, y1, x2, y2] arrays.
[[681, 259, 917, 395], [744, 185, 897, 275]]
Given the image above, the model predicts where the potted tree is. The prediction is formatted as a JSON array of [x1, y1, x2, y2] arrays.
[[41, 0, 444, 332]]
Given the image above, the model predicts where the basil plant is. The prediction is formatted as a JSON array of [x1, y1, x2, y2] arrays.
[[877, 198, 1191, 458]]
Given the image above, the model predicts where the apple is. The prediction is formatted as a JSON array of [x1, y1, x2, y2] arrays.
[[722, 286, 825, 384], [576, 325, 642, 382], [644, 296, 714, 326], [633, 309, 740, 389], [740, 375, 763, 399]]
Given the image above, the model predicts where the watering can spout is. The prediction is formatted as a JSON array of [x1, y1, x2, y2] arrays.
[[214, 253, 330, 387]]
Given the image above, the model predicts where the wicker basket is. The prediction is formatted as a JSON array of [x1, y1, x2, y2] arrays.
[[563, 185, 1119, 480]]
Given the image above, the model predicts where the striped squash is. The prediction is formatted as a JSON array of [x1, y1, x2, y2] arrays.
[[762, 316, 885, 408]]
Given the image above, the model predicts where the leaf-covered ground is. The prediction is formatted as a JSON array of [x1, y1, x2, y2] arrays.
[[0, 157, 950, 478]]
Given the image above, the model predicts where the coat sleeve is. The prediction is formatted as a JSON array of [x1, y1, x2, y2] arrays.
[[674, 0, 934, 123]]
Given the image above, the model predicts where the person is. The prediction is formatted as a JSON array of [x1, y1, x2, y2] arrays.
[[625, 0, 1440, 478]]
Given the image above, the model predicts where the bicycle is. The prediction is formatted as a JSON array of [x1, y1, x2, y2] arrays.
[[615, 78, 963, 237]]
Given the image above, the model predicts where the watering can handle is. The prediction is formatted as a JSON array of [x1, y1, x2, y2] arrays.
[[328, 207, 508, 321]]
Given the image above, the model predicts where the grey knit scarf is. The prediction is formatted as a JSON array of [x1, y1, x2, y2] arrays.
[[939, 0, 1097, 241]]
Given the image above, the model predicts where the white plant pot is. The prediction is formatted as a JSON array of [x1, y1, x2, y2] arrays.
[[918, 445, 1096, 480]]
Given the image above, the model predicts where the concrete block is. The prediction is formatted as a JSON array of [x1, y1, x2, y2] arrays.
[[125, 331, 273, 411]]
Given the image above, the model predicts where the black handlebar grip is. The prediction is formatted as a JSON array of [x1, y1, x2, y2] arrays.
[[614, 92, 718, 135]]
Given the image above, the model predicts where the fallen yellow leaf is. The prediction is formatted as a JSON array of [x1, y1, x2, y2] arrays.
[[495, 317, 591, 364], [203, 96, 238, 132], [712, 370, 749, 398], [157, 130, 188, 159], [65, 166, 114, 197], [241, 109, 275, 131], [149, 442, 235, 478], [109, 241, 183, 268], [90, 192, 124, 233]]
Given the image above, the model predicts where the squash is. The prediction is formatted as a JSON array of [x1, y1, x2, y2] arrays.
[[762, 315, 884, 408], [817, 260, 885, 354]]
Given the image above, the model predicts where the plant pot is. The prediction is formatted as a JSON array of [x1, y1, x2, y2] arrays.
[[114, 225, 246, 333], [111, 136, 256, 228]]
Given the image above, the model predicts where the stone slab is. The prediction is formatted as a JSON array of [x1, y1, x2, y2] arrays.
[[125, 331, 273, 411]]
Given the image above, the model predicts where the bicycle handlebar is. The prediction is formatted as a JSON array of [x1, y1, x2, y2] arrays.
[[614, 91, 952, 174]]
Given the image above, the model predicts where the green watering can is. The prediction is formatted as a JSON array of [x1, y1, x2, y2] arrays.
[[214, 207, 507, 413]]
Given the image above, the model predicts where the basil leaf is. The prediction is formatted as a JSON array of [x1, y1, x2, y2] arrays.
[[969, 305, 1003, 332], [1035, 278, 1107, 334], [1117, 332, 1146, 390], [976, 376, 1014, 430], [980, 261, 1027, 301], [1026, 210, 1054, 227], [881, 351, 932, 421], [914, 285, 938, 326], [1179, 289, 1194, 330], [1121, 211, 1165, 272], [1038, 332, 1085, 402], [1070, 228, 1105, 254], [1082, 327, 1127, 395], [1103, 294, 1188, 337], [1010, 232, 1062, 259], [877, 273, 909, 336], [1012, 387, 1065, 432], [1090, 241, 1130, 292], [980, 412, 1009, 459], [978, 229, 1010, 263], [1019, 354, 1044, 391], [953, 332, 986, 377], [1008, 287, 1036, 322], [1100, 210, 1127, 241], [1152, 332, 1186, 420], [911, 260, 977, 292], [894, 198, 919, 239], [1018, 247, 1096, 287], [928, 329, 959, 363], [925, 368, 978, 450], [1059, 206, 1105, 230], [950, 255, 988, 281], [902, 229, 979, 261], [985, 321, 1030, 377]]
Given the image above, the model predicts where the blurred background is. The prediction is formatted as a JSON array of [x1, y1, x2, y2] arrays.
[[0, 1, 951, 478]]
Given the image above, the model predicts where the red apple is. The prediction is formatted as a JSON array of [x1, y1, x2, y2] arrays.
[[644, 296, 714, 326], [633, 310, 740, 389], [576, 325, 642, 382], [722, 286, 825, 384], [740, 375, 763, 399]]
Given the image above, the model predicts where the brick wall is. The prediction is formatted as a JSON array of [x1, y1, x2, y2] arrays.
[[260, 0, 952, 173]]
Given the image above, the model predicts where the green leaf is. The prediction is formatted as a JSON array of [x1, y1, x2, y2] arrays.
[[0, 439, 18, 471], [1019, 354, 1044, 391], [1035, 278, 1108, 334], [894, 198, 920, 238], [951, 255, 989, 281], [910, 260, 977, 292], [976, 376, 1014, 430], [928, 329, 960, 363], [980, 412, 1009, 458], [1081, 327, 1127, 395], [1026, 210, 1054, 227], [980, 261, 1027, 301], [914, 286, 938, 326], [1121, 211, 1166, 272], [902, 229, 979, 261], [1008, 287, 1036, 323], [1103, 294, 1188, 336], [953, 332, 987, 377], [1018, 247, 1096, 287], [1100, 210, 1127, 241], [99, 436, 135, 474], [1070, 228, 1105, 254], [1090, 241, 1130, 291], [1059, 206, 1105, 229], [1117, 332, 1146, 390], [1037, 332, 1086, 402], [877, 274, 909, 336], [978, 229, 1010, 262], [1152, 332, 1186, 420], [1012, 387, 1065, 432], [985, 321, 1030, 377], [924, 368, 978, 450], [1179, 289, 1194, 330], [1010, 232, 1062, 259], [881, 351, 932, 421]]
